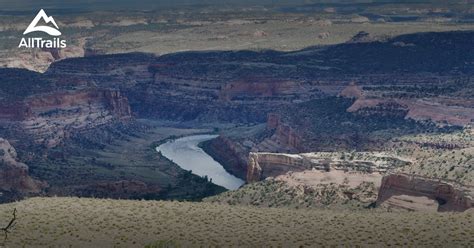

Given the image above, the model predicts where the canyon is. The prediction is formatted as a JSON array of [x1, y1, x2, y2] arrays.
[[32, 31, 473, 126], [0, 4, 473, 246], [0, 30, 472, 207]]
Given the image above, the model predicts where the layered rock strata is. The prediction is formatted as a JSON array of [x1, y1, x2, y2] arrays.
[[247, 152, 410, 182], [0, 89, 131, 147]]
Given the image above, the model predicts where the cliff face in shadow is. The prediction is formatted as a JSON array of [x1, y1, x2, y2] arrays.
[[0, 138, 46, 202], [199, 136, 248, 180]]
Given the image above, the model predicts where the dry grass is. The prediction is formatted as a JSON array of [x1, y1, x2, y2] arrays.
[[99, 20, 474, 55], [205, 179, 379, 210], [0, 197, 472, 247]]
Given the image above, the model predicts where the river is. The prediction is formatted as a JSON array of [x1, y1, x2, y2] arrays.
[[156, 134, 245, 190]]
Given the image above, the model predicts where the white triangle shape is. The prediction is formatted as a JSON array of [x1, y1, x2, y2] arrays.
[[23, 9, 61, 36]]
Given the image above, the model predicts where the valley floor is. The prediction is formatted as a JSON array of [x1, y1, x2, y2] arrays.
[[0, 197, 472, 247]]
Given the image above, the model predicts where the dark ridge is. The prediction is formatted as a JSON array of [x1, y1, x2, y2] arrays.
[[43, 31, 473, 79], [150, 31, 474, 78], [0, 68, 54, 99]]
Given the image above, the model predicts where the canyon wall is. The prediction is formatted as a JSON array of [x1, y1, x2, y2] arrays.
[[25, 89, 131, 118], [218, 78, 307, 102], [0, 89, 132, 147], [254, 114, 301, 153], [200, 136, 248, 180], [42, 41, 473, 126], [376, 173, 473, 212], [0, 103, 32, 121], [247, 153, 309, 182], [46, 53, 155, 89], [247, 152, 405, 182], [348, 98, 474, 126], [0, 138, 45, 195], [37, 31, 474, 126]]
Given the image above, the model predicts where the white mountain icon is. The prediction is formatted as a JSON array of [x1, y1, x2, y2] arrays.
[[23, 9, 61, 36]]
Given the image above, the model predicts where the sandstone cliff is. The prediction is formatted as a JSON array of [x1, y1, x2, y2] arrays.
[[0, 138, 45, 195], [255, 113, 301, 153], [247, 152, 409, 182], [248, 153, 307, 182]]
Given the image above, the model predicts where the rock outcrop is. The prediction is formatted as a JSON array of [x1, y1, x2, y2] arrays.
[[248, 153, 307, 182], [247, 152, 410, 182], [0, 138, 45, 194], [376, 173, 473, 212], [254, 114, 301, 153], [339, 82, 363, 99], [103, 90, 133, 118]]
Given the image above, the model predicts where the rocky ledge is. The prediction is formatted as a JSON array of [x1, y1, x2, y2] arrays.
[[247, 152, 411, 182]]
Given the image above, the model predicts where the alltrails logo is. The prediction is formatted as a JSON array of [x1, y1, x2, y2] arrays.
[[18, 9, 67, 48]]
